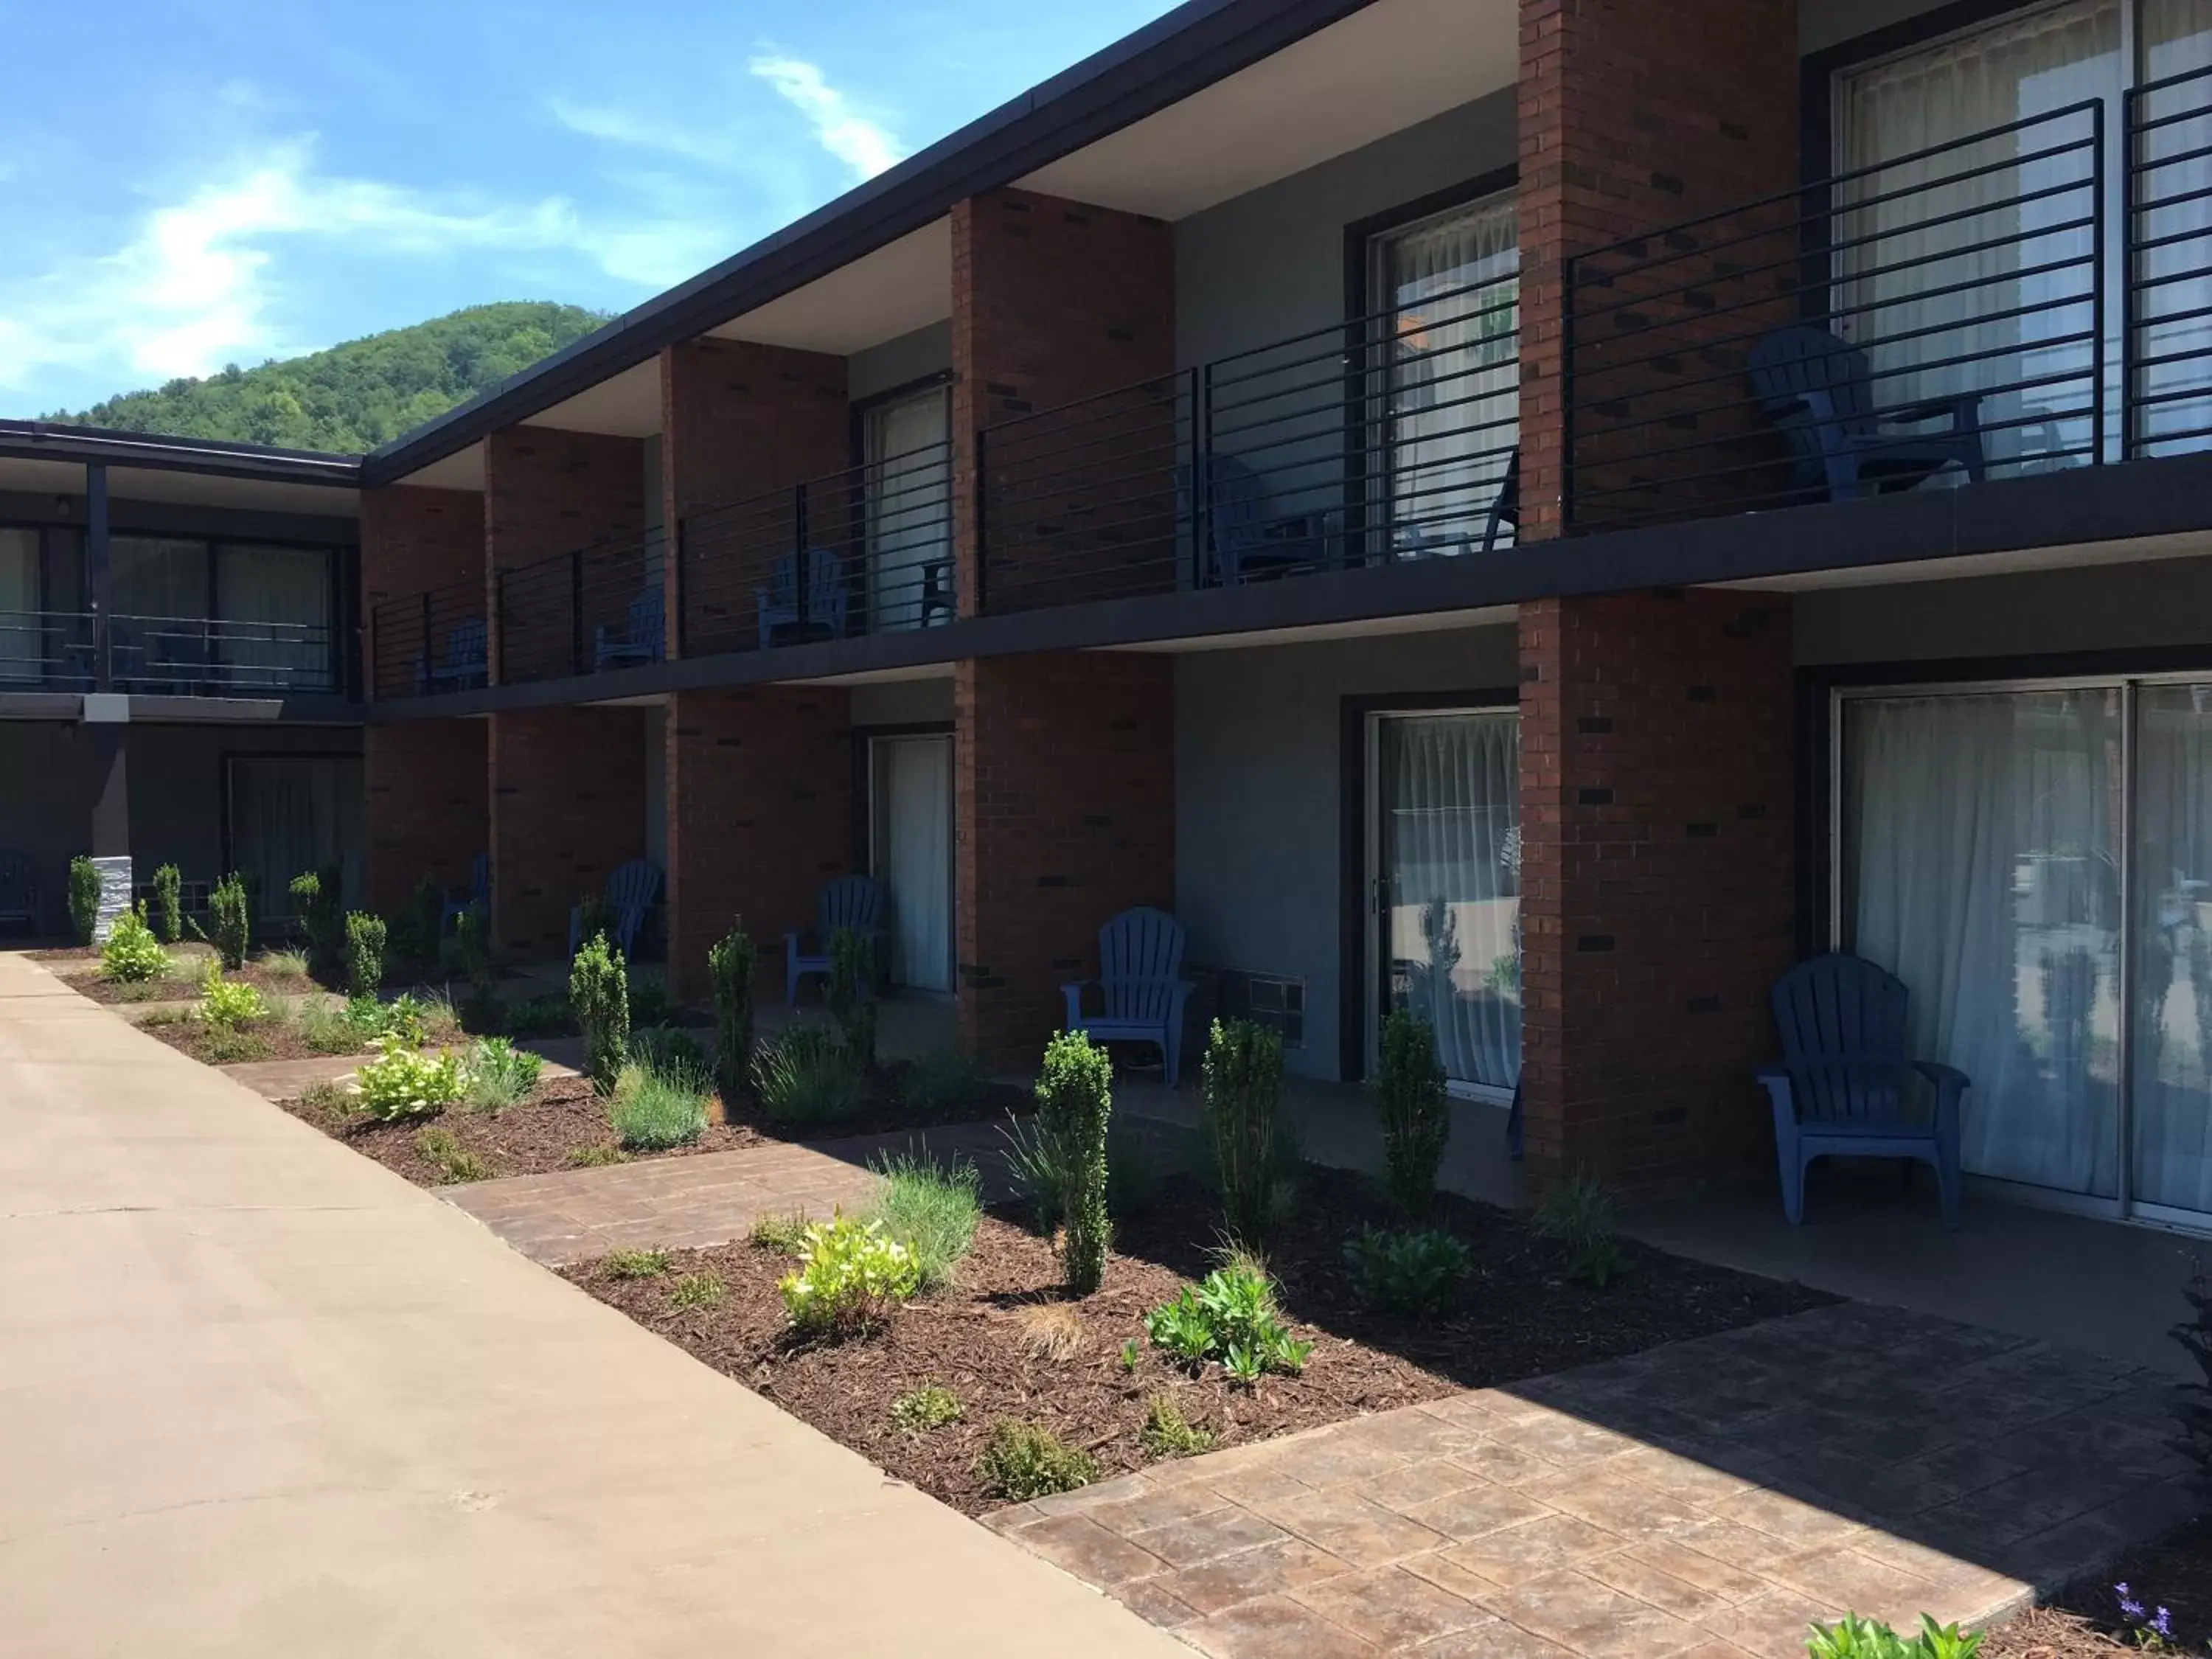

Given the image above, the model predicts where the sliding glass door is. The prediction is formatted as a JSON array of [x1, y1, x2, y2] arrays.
[[869, 734, 953, 994], [2131, 684, 2212, 1217]]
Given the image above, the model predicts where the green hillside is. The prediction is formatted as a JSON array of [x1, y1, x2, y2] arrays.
[[47, 301, 611, 455]]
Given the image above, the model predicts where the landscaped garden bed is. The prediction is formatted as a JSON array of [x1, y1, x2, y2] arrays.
[[1983, 1517, 2211, 1657]]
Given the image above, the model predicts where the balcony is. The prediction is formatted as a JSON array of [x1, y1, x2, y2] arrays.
[[369, 577, 486, 700], [0, 608, 336, 696], [496, 528, 667, 686]]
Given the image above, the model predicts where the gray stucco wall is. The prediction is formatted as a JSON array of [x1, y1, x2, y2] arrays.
[[0, 722, 84, 935], [849, 321, 952, 405], [1800, 0, 1953, 57], [1174, 623, 1520, 1081], [850, 675, 954, 728]]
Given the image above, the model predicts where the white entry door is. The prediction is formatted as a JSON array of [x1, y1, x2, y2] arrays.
[[870, 734, 953, 992]]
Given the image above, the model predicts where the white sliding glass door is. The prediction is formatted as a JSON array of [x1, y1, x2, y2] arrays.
[[2132, 684, 2212, 1217], [869, 734, 953, 993], [864, 386, 952, 633]]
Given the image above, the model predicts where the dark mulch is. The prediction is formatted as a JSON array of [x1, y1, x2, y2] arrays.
[[69, 964, 326, 1004], [1983, 1517, 2212, 1656], [139, 1012, 354, 1065], [567, 1165, 1833, 1517], [718, 1066, 1031, 1146]]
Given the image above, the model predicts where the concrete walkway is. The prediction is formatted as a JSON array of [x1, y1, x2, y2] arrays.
[[0, 952, 1185, 1658]]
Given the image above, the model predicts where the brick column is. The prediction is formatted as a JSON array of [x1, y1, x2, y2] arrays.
[[1517, 591, 1795, 1199], [950, 187, 1175, 614], [365, 720, 487, 916], [956, 652, 1175, 1074], [359, 484, 483, 701], [488, 706, 648, 961], [483, 425, 646, 683]]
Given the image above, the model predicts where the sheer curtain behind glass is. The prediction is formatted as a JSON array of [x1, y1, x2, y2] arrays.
[[229, 758, 366, 922], [1380, 712, 1520, 1092], [1846, 691, 2121, 1197], [0, 529, 38, 683], [2132, 684, 2212, 1213], [873, 736, 952, 992], [2136, 1, 2212, 454], [1371, 195, 1518, 555], [866, 389, 951, 631], [1839, 1, 2118, 473], [218, 545, 332, 688]]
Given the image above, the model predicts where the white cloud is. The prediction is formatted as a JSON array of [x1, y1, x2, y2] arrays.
[[545, 97, 741, 170], [747, 55, 905, 182]]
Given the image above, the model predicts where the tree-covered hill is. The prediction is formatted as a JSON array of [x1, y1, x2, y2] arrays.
[[46, 301, 611, 454]]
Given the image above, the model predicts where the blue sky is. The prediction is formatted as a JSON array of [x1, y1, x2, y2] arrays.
[[0, 0, 1181, 417]]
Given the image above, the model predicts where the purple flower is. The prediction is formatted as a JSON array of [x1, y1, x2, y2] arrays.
[[2149, 1606, 2172, 1640], [2117, 1583, 2147, 1622]]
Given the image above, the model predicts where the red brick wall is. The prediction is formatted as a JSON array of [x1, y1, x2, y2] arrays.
[[358, 486, 484, 698], [488, 707, 648, 961], [663, 686, 853, 1004], [1517, 590, 1796, 1199], [956, 651, 1175, 1073], [364, 720, 487, 916], [483, 425, 647, 682], [951, 188, 1176, 613], [660, 339, 849, 658], [1517, 0, 1799, 538]]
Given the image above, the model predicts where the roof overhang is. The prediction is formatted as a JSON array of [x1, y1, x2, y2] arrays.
[[0, 420, 358, 488]]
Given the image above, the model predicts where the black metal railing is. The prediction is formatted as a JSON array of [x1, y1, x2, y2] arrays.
[[2127, 63, 2212, 459], [369, 577, 485, 700], [1565, 100, 2107, 532], [495, 528, 667, 685], [0, 609, 333, 695], [0, 610, 93, 687], [679, 440, 954, 656], [977, 272, 1520, 613]]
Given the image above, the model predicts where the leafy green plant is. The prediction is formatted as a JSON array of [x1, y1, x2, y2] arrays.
[[205, 872, 251, 970], [891, 1384, 964, 1433], [604, 1248, 670, 1279], [1140, 1393, 1214, 1458], [1120, 1338, 1141, 1374], [827, 927, 877, 1068], [505, 994, 574, 1037], [196, 1023, 272, 1063], [1374, 1008, 1451, 1216], [1805, 1614, 1983, 1659], [151, 863, 183, 944], [1205, 1019, 1283, 1248], [778, 1215, 922, 1335], [627, 973, 672, 1029], [1222, 1343, 1267, 1388], [866, 1152, 981, 1292], [1144, 1259, 1310, 1379], [667, 1271, 726, 1310], [573, 892, 616, 955], [630, 1023, 709, 1079], [66, 855, 101, 945], [352, 1039, 465, 1121], [414, 1125, 491, 1183], [708, 928, 756, 1093], [195, 963, 268, 1028], [344, 912, 386, 998], [570, 933, 630, 1095], [750, 1025, 865, 1124], [975, 1420, 1098, 1500], [100, 903, 169, 983], [291, 865, 345, 981], [608, 1058, 711, 1151], [462, 1037, 543, 1113], [565, 1144, 629, 1169], [1533, 1174, 1629, 1287], [389, 873, 443, 967], [1035, 1030, 1113, 1294], [1343, 1228, 1472, 1315], [902, 1045, 991, 1115]]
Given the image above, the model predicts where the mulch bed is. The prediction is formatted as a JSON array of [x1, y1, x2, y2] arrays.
[[566, 1165, 1833, 1517], [1982, 1517, 2211, 1657], [70, 965, 329, 1004], [140, 1015, 355, 1065]]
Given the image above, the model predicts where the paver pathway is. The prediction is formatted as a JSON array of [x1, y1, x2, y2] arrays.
[[989, 1303, 2194, 1659]]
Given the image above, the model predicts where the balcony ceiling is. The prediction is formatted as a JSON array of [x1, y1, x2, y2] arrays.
[[707, 219, 952, 355], [526, 358, 664, 440], [393, 440, 486, 493]]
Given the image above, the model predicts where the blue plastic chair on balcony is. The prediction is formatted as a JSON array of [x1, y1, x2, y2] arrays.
[[1062, 907, 1197, 1087], [1180, 453, 1329, 587], [1748, 326, 1987, 504], [418, 619, 487, 693], [567, 858, 662, 959], [0, 851, 38, 936], [594, 588, 665, 671], [439, 853, 489, 939], [1756, 953, 1968, 1228], [757, 549, 846, 647], [785, 875, 886, 1004]]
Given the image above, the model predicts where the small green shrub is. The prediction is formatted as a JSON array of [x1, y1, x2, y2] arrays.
[[206, 873, 251, 970], [506, 993, 574, 1037], [1343, 1228, 1472, 1315], [573, 892, 616, 953], [777, 1215, 921, 1335], [751, 1025, 865, 1124], [1533, 1174, 1628, 1287], [1205, 1019, 1283, 1248], [296, 1000, 364, 1055], [389, 873, 443, 967], [608, 1059, 709, 1150], [151, 863, 183, 944], [903, 1045, 991, 1115], [100, 904, 169, 983], [565, 1144, 629, 1169], [866, 1152, 981, 1291], [197, 1023, 272, 1063], [462, 1037, 543, 1113], [627, 973, 672, 1029], [291, 865, 345, 981], [1806, 1614, 1983, 1659], [195, 964, 268, 1028], [344, 912, 386, 998], [352, 1039, 465, 1121], [1144, 1259, 1312, 1379], [450, 902, 495, 1001], [891, 1384, 964, 1433], [708, 928, 756, 1093], [1374, 1009, 1451, 1217], [571, 933, 630, 1095], [827, 927, 877, 1068], [604, 1248, 671, 1279], [975, 1420, 1098, 1500], [1140, 1393, 1215, 1458], [297, 1078, 355, 1119], [667, 1271, 726, 1310], [414, 1125, 491, 1184], [1035, 1030, 1113, 1294], [630, 1023, 709, 1079], [748, 1211, 811, 1253], [66, 855, 101, 945]]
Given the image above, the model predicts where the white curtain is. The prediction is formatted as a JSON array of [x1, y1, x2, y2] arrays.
[[1839, 0, 2118, 473], [1371, 194, 1520, 554], [2135, 1, 2212, 453], [0, 529, 38, 683], [866, 389, 951, 632], [2131, 684, 2212, 1211], [217, 544, 332, 688], [1846, 692, 2122, 1197], [228, 757, 366, 924], [874, 735, 952, 992], [111, 537, 208, 619], [1380, 712, 1520, 1092]]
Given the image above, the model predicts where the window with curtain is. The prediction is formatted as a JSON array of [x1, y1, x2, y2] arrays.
[[216, 543, 333, 689], [111, 537, 211, 688], [227, 757, 365, 925], [2135, 0, 2212, 453], [871, 734, 953, 992], [864, 388, 952, 632], [0, 529, 39, 684], [1367, 193, 1519, 557]]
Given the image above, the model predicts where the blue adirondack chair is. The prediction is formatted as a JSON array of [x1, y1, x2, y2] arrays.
[[1756, 953, 1968, 1228], [0, 851, 38, 936], [785, 875, 887, 1004], [568, 858, 663, 959], [757, 549, 847, 647], [1179, 453, 1327, 587], [1748, 325, 1987, 504], [439, 853, 489, 938], [418, 619, 487, 692], [1062, 907, 1197, 1087], [594, 587, 665, 671], [1393, 448, 1521, 559]]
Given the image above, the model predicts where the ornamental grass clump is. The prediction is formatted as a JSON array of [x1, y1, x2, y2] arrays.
[[1373, 1008, 1451, 1217], [151, 863, 183, 944], [351, 1039, 466, 1121], [66, 855, 101, 945], [1034, 1030, 1113, 1294], [777, 1214, 921, 1336], [205, 872, 251, 970], [462, 1037, 543, 1113], [975, 1420, 1098, 1500], [1140, 1394, 1215, 1459], [707, 928, 756, 1093], [100, 903, 169, 984], [607, 1058, 710, 1150], [414, 1125, 491, 1184], [344, 911, 386, 998], [750, 1025, 865, 1124], [865, 1152, 981, 1291], [570, 933, 630, 1095], [1533, 1173, 1629, 1287], [1205, 1018, 1284, 1248]]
